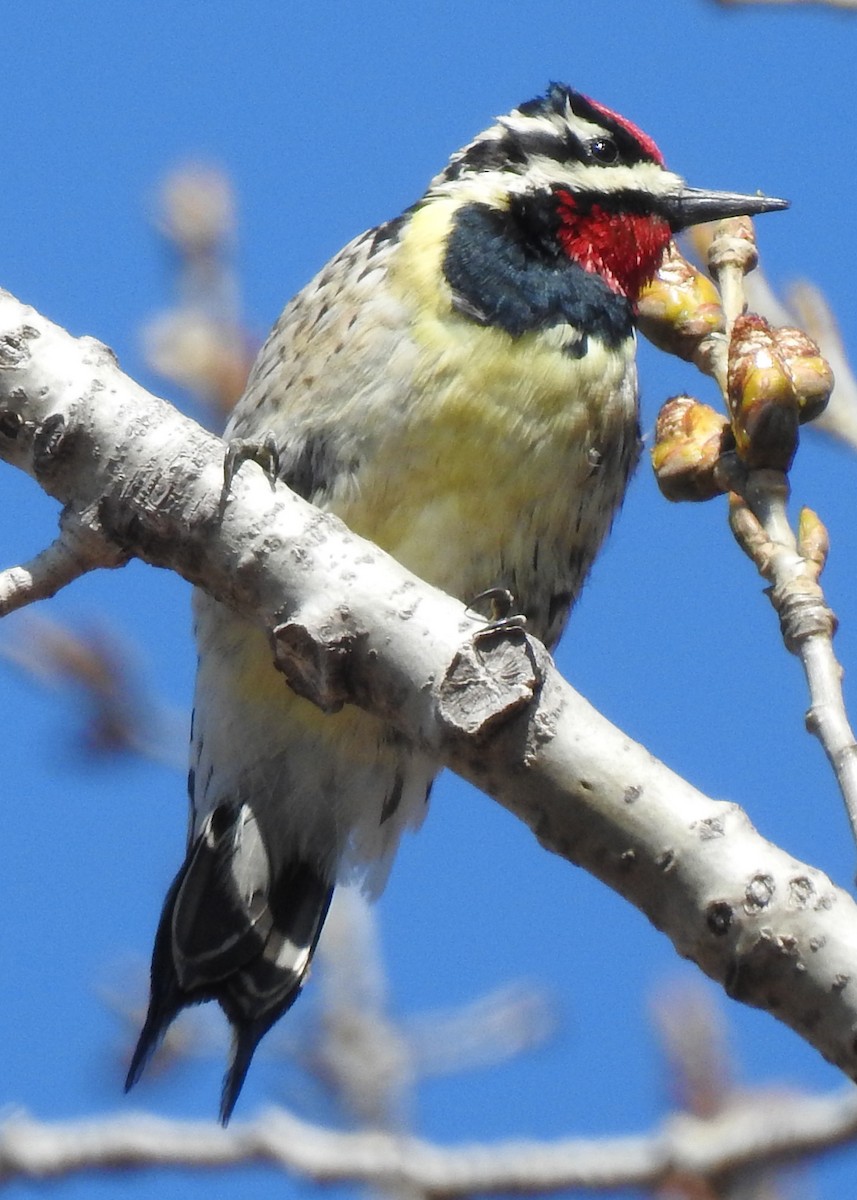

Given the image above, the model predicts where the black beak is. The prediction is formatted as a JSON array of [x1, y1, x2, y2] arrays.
[[661, 186, 789, 232]]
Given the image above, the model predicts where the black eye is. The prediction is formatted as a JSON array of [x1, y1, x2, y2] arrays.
[[588, 136, 619, 164]]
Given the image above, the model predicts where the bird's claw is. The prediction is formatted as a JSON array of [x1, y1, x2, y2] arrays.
[[223, 433, 281, 493], [466, 587, 528, 640]]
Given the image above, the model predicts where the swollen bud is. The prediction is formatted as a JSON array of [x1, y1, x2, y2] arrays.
[[774, 327, 834, 425], [637, 244, 725, 361], [651, 395, 732, 502], [727, 314, 799, 471]]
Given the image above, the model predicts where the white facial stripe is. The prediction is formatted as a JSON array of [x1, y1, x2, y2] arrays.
[[520, 158, 683, 198], [430, 161, 683, 207], [431, 96, 682, 206]]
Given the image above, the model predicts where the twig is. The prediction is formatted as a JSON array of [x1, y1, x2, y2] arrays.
[[0, 614, 186, 763], [718, 0, 857, 7], [0, 515, 124, 617], [705, 222, 857, 853], [291, 890, 555, 1132], [652, 982, 790, 1200], [143, 164, 255, 416]]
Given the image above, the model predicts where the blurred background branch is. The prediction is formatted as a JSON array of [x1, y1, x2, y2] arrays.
[[143, 165, 256, 422], [716, 0, 857, 9]]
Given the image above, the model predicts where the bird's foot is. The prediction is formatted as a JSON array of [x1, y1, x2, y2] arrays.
[[223, 433, 281, 494], [466, 587, 528, 640]]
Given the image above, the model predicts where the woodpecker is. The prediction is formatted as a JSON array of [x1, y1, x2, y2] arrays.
[[127, 83, 786, 1121]]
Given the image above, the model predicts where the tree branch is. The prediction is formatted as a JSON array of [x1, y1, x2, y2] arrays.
[[2, 289, 857, 1091], [717, 0, 857, 8], [3, 1092, 857, 1191]]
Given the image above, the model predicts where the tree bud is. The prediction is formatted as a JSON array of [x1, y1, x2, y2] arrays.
[[774, 326, 833, 425], [651, 395, 731, 502], [727, 314, 799, 471], [637, 244, 725, 360]]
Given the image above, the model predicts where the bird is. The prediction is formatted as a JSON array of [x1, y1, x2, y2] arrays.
[[126, 83, 787, 1121]]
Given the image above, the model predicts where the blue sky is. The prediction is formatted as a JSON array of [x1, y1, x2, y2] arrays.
[[1, 2, 857, 1197]]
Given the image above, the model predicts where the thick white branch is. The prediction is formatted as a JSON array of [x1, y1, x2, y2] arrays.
[[1, 290, 857, 1089]]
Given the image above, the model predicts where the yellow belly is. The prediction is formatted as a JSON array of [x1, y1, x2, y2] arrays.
[[329, 194, 639, 636]]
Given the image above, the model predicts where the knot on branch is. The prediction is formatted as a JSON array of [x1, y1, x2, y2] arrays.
[[59, 505, 127, 566], [32, 412, 78, 481], [0, 406, 24, 440], [708, 216, 759, 280], [271, 611, 365, 714], [0, 323, 40, 367], [768, 578, 838, 654], [438, 626, 543, 741]]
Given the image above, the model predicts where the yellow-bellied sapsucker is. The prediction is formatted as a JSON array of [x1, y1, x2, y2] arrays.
[[127, 83, 786, 1120]]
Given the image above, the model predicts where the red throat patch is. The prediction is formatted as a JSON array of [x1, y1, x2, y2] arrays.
[[555, 191, 671, 300]]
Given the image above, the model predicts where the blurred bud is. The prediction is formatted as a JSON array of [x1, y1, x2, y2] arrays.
[[637, 243, 725, 361], [156, 165, 236, 256], [727, 314, 799, 471], [797, 507, 829, 578], [5, 617, 145, 756], [144, 310, 254, 414], [775, 326, 834, 424], [651, 395, 731, 502]]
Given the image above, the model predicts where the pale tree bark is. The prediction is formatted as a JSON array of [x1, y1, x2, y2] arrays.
[[3, 1091, 857, 1193], [1, 289, 857, 1187]]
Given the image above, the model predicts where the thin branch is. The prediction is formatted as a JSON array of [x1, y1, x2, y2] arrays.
[[648, 231, 857, 851], [704, 223, 857, 850], [143, 164, 256, 416], [0, 614, 187, 763], [303, 888, 415, 1131], [291, 890, 554, 1133], [3, 291, 857, 1091], [717, 0, 857, 7], [3, 1092, 857, 1192], [0, 515, 124, 617], [652, 982, 790, 1200]]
